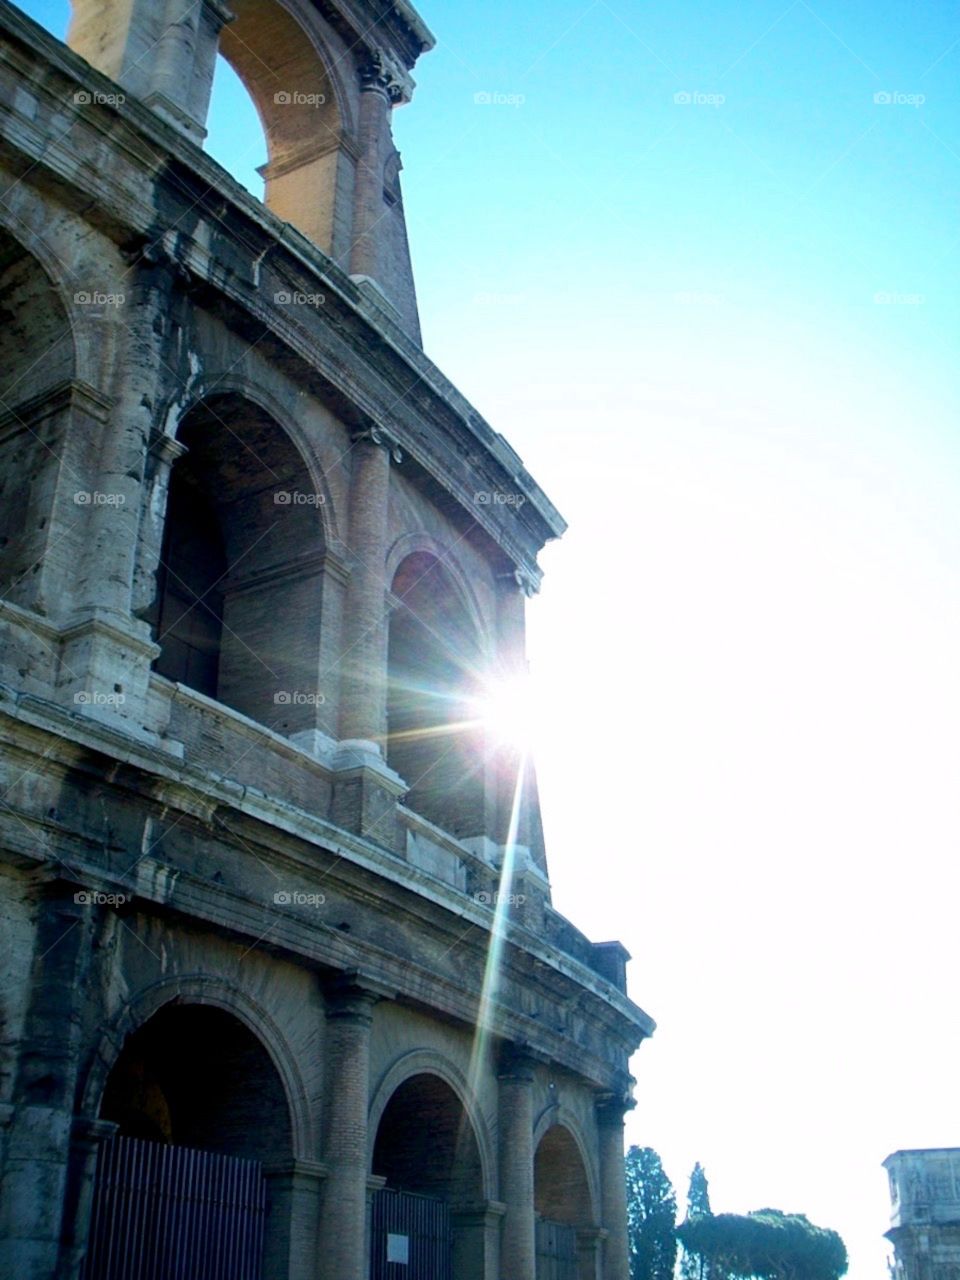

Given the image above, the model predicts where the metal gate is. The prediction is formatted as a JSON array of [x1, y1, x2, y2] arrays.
[[536, 1217, 579, 1280], [81, 1134, 266, 1280], [370, 1187, 452, 1280]]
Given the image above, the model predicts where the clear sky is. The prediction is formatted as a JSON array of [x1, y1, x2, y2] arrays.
[[19, 2, 960, 1278]]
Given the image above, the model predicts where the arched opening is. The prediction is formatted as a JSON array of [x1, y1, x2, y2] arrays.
[[534, 1124, 596, 1280], [85, 1003, 295, 1279], [216, 0, 347, 255], [387, 553, 487, 840], [100, 1004, 291, 1157], [0, 227, 76, 610], [205, 52, 268, 198], [371, 1072, 486, 1280], [148, 394, 328, 737]]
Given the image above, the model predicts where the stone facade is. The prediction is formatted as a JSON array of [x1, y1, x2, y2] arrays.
[[0, 1, 654, 1277], [886, 1150, 960, 1280]]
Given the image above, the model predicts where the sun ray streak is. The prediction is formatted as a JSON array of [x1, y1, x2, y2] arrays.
[[467, 749, 527, 1099]]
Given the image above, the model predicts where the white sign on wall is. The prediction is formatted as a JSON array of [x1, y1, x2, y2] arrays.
[[387, 1233, 410, 1265]]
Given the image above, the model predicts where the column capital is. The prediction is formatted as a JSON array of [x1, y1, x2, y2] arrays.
[[595, 1085, 636, 1127], [203, 0, 236, 26], [323, 970, 395, 1021], [71, 1116, 118, 1147], [262, 1157, 328, 1182], [497, 1042, 546, 1082], [148, 431, 188, 467], [357, 49, 411, 104], [351, 425, 403, 463]]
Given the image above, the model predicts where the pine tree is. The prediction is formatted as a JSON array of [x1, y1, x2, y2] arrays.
[[681, 1164, 713, 1280], [625, 1146, 678, 1280]]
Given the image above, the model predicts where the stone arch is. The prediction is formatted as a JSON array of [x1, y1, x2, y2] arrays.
[[385, 532, 491, 655], [368, 1049, 495, 1200], [369, 1056, 494, 1280], [217, 0, 353, 254], [0, 219, 79, 611], [161, 374, 339, 545], [147, 389, 331, 735], [386, 548, 490, 837], [80, 974, 314, 1158], [79, 976, 314, 1279], [533, 1117, 598, 1228]]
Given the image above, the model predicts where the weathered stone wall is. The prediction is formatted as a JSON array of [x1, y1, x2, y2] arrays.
[[887, 1150, 960, 1280], [0, 2, 653, 1277]]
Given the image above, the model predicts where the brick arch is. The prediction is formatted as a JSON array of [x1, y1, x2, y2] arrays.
[[532, 1112, 600, 1227], [0, 227, 76, 415], [385, 532, 491, 655], [217, 0, 354, 253], [149, 386, 332, 732], [368, 1049, 495, 1202], [162, 374, 339, 545], [219, 0, 351, 143], [79, 974, 315, 1160], [0, 212, 82, 613]]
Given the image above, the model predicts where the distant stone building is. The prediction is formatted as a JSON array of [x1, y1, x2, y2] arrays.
[[885, 1149, 960, 1280], [0, 2, 653, 1279]]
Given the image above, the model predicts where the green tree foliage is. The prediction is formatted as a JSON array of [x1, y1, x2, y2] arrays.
[[688, 1164, 712, 1218], [677, 1208, 848, 1280], [681, 1164, 714, 1280], [625, 1146, 678, 1280]]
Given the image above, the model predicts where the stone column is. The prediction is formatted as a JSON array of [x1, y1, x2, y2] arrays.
[[577, 1225, 607, 1280], [132, 432, 187, 620], [337, 429, 395, 752], [350, 53, 403, 284], [146, 0, 234, 143], [262, 1158, 327, 1280], [452, 1200, 506, 1280], [596, 1097, 633, 1280], [58, 250, 179, 741], [59, 1117, 118, 1280], [68, 0, 233, 144], [316, 976, 383, 1280], [498, 1047, 537, 1280], [0, 878, 101, 1280]]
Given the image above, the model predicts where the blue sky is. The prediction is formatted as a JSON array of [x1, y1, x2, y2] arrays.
[[18, 3, 960, 1278]]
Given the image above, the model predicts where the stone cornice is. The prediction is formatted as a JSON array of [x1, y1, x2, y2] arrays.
[[313, 0, 435, 72], [0, 379, 113, 439], [0, 690, 654, 1081]]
